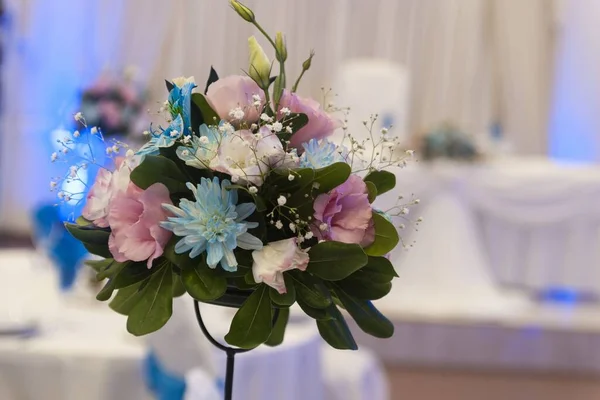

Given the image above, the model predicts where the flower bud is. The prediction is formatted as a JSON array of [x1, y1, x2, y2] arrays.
[[229, 0, 255, 22], [302, 50, 315, 71], [275, 32, 287, 62], [248, 36, 272, 89]]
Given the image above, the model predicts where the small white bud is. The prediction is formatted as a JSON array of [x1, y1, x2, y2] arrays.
[[126, 149, 135, 158], [106, 147, 113, 154], [112, 145, 119, 153], [405, 150, 414, 156], [51, 152, 58, 162], [249, 186, 258, 194], [312, 182, 320, 189], [50, 181, 57, 190], [289, 223, 296, 233], [260, 113, 272, 122], [285, 126, 293, 134], [143, 130, 150, 136], [401, 207, 409, 215], [64, 194, 71, 202], [170, 130, 179, 138], [288, 174, 295, 181], [399, 224, 406, 229], [417, 217, 424, 222], [252, 94, 261, 102], [381, 127, 389, 134], [62, 148, 69, 154], [91, 126, 99, 135], [182, 135, 191, 144], [73, 130, 80, 138], [57, 191, 65, 199], [229, 107, 245, 120], [319, 223, 328, 231], [277, 195, 287, 206], [250, 123, 258, 131], [74, 112, 83, 122], [275, 220, 283, 230], [231, 175, 240, 183], [280, 107, 291, 116], [304, 231, 314, 239], [272, 122, 283, 133]]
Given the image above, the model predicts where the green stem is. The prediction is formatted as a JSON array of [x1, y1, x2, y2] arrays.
[[292, 69, 306, 93], [253, 21, 286, 111]]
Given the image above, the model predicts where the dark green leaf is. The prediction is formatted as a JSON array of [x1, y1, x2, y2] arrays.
[[316, 304, 358, 350], [172, 274, 186, 297], [289, 270, 331, 308], [313, 162, 352, 194], [75, 216, 93, 226], [165, 79, 174, 93], [364, 170, 396, 196], [297, 298, 333, 320], [204, 66, 219, 94], [85, 258, 113, 273], [65, 223, 110, 245], [364, 213, 400, 256], [96, 260, 128, 281], [363, 256, 398, 280], [279, 113, 309, 141], [182, 260, 227, 301], [265, 308, 289, 347], [192, 93, 219, 126], [127, 264, 173, 336], [336, 279, 392, 300], [269, 274, 295, 306], [307, 242, 368, 281], [109, 282, 144, 315], [332, 284, 394, 338], [96, 278, 117, 301], [130, 155, 188, 193], [208, 287, 254, 308], [366, 181, 377, 203], [114, 261, 160, 289], [84, 243, 113, 258], [225, 285, 273, 349]]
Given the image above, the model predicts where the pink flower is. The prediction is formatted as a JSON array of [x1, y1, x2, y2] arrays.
[[312, 175, 374, 246], [107, 182, 173, 268], [252, 238, 309, 294], [82, 168, 113, 227], [278, 90, 341, 149], [82, 156, 139, 227], [206, 75, 264, 122]]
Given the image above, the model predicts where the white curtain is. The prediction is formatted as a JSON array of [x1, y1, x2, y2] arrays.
[[0, 0, 557, 232]]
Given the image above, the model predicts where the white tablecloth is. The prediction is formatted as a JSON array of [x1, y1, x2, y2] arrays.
[[375, 157, 600, 312]]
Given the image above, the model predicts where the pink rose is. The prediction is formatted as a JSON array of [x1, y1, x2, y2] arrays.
[[108, 182, 173, 268], [82, 156, 139, 227], [278, 90, 341, 149], [312, 175, 374, 246], [252, 238, 309, 294], [206, 75, 264, 122]]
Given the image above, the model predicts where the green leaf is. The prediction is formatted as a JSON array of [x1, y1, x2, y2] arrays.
[[204, 66, 219, 94], [336, 279, 392, 301], [192, 93, 219, 126], [75, 216, 93, 226], [279, 113, 309, 141], [307, 242, 368, 281], [65, 223, 110, 245], [182, 260, 227, 301], [332, 284, 394, 338], [313, 162, 352, 194], [316, 304, 358, 350], [130, 155, 188, 193], [172, 274, 186, 297], [225, 285, 273, 349], [363, 256, 399, 280], [365, 181, 377, 203], [85, 258, 113, 274], [84, 243, 112, 258], [208, 287, 254, 308], [289, 270, 331, 308], [364, 170, 396, 196], [165, 79, 174, 93], [127, 264, 173, 336], [297, 298, 333, 320], [109, 282, 145, 315], [96, 260, 128, 281], [113, 261, 161, 289], [269, 274, 295, 306], [265, 307, 289, 346], [96, 278, 118, 301], [364, 213, 400, 257]]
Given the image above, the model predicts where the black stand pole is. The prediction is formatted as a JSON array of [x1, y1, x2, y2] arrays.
[[193, 300, 279, 400]]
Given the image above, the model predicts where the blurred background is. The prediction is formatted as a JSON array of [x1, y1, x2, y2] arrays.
[[3, 0, 600, 399]]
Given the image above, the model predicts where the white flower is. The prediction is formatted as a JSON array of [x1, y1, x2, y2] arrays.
[[64, 194, 71, 202], [304, 231, 314, 240], [172, 76, 195, 87], [289, 223, 296, 232], [401, 207, 409, 215], [280, 107, 291, 116], [285, 126, 293, 134], [219, 122, 234, 134], [252, 94, 261, 102], [414, 199, 420, 204], [126, 149, 135, 158], [143, 130, 150, 136], [254, 132, 263, 140], [182, 135, 192, 144], [319, 223, 328, 231], [260, 113, 272, 122], [73, 130, 80, 138], [57, 191, 65, 199], [275, 220, 283, 230], [61, 148, 69, 154], [417, 217, 424, 222], [51, 152, 58, 162], [381, 127, 389, 134], [50, 181, 57, 190], [229, 107, 245, 120], [251, 238, 309, 294], [288, 174, 295, 181], [90, 126, 98, 135], [250, 123, 258, 131], [231, 175, 240, 183], [69, 166, 78, 178], [74, 112, 83, 122], [249, 186, 258, 194], [112, 145, 119, 153], [272, 121, 283, 132], [405, 150, 414, 156], [399, 224, 405, 229], [277, 195, 287, 206], [170, 130, 179, 138]]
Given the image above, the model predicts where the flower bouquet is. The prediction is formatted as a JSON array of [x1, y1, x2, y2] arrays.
[[61, 1, 411, 351]]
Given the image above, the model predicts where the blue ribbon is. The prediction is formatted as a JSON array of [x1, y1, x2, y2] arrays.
[[31, 204, 88, 290], [144, 352, 186, 400]]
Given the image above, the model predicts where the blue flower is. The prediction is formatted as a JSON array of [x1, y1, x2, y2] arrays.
[[137, 115, 184, 157], [299, 139, 344, 169], [169, 80, 196, 135], [161, 177, 263, 271], [176, 124, 221, 169]]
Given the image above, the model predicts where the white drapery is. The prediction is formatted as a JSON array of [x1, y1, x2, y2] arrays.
[[1, 0, 557, 232]]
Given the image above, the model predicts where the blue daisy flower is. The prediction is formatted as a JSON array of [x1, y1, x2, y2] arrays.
[[299, 139, 344, 168], [161, 177, 263, 272]]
